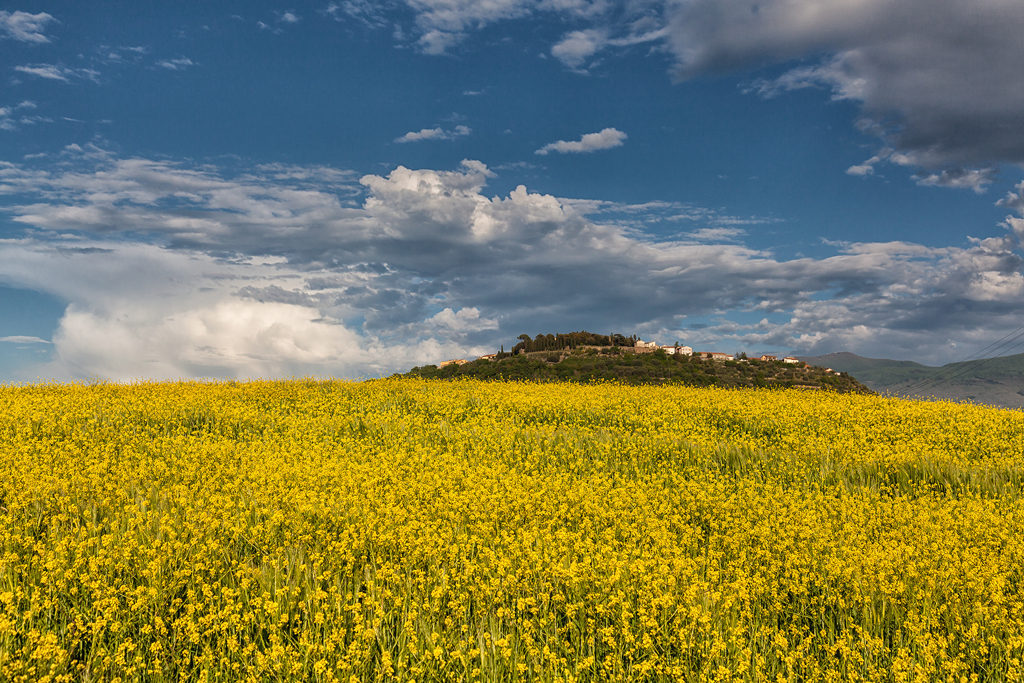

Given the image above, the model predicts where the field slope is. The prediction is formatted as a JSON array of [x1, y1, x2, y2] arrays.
[[2, 379, 1023, 681]]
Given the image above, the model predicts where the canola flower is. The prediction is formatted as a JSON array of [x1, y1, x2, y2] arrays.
[[1, 378, 1023, 682]]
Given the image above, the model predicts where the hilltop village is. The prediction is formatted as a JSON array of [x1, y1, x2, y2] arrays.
[[441, 340, 808, 369], [401, 331, 866, 392], [439, 331, 809, 364]]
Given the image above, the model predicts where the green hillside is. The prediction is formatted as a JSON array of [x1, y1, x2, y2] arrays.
[[798, 352, 934, 385], [942, 352, 1024, 380], [400, 346, 872, 394]]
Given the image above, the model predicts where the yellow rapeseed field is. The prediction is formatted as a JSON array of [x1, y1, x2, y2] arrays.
[[1, 378, 1023, 682]]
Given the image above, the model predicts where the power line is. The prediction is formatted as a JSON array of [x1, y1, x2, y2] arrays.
[[900, 324, 1024, 394], [901, 341, 1020, 396], [900, 323, 1024, 396]]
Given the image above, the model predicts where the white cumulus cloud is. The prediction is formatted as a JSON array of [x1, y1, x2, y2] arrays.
[[536, 127, 627, 155], [996, 182, 1024, 215], [551, 29, 608, 69], [913, 168, 997, 195], [394, 124, 471, 143]]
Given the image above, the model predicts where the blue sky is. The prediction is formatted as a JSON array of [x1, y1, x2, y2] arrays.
[[2, 1, 1024, 380]]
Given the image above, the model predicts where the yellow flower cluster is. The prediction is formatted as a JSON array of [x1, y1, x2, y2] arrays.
[[1, 378, 1023, 681]]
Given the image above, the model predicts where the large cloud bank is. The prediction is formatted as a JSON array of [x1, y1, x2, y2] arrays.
[[1, 150, 1023, 379]]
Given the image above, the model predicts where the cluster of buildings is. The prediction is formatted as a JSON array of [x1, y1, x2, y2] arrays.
[[631, 340, 802, 364]]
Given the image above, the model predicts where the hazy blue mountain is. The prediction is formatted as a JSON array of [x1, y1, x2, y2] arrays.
[[799, 352, 1024, 409]]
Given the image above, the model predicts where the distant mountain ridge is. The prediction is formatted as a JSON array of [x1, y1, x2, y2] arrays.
[[799, 352, 1024, 409]]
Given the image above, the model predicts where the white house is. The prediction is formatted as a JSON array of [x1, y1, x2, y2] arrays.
[[661, 345, 693, 356]]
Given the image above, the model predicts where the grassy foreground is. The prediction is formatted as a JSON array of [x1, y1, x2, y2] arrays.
[[1, 379, 1023, 682]]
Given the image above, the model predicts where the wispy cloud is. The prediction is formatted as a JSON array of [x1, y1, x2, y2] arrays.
[[14, 64, 100, 83], [394, 124, 471, 143], [0, 335, 51, 344], [258, 10, 301, 33], [536, 127, 626, 155], [324, 1, 390, 28], [549, 23, 670, 71], [0, 100, 45, 131], [156, 57, 195, 71], [685, 227, 747, 243], [393, 0, 610, 54], [0, 10, 56, 44], [100, 45, 149, 64], [561, 197, 776, 233]]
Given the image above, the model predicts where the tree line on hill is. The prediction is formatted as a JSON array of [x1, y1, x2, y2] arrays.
[[510, 331, 638, 354]]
